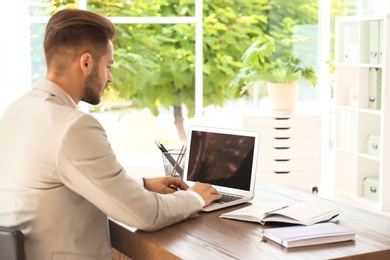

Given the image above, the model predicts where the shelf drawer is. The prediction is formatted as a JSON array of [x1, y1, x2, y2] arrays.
[[258, 171, 321, 185], [258, 159, 320, 172], [255, 127, 320, 138], [244, 116, 321, 128], [363, 176, 380, 201], [259, 147, 320, 159], [260, 136, 320, 147]]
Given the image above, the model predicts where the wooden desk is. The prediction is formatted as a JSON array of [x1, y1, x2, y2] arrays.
[[109, 182, 390, 259]]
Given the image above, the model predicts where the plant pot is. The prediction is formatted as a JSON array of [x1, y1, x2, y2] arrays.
[[267, 82, 299, 114]]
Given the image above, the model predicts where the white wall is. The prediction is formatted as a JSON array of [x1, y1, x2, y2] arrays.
[[0, 0, 31, 116]]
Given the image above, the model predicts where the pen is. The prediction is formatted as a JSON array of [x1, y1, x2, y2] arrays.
[[158, 141, 169, 153], [264, 206, 289, 215], [155, 140, 184, 175], [170, 145, 186, 176], [155, 140, 167, 152]]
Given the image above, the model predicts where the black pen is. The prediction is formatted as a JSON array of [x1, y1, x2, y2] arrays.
[[155, 140, 166, 152], [160, 143, 169, 153], [155, 140, 183, 175]]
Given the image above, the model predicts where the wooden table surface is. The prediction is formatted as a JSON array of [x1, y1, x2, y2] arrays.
[[110, 181, 390, 259]]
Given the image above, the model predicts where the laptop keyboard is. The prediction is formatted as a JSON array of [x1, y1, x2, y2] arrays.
[[215, 193, 242, 204]]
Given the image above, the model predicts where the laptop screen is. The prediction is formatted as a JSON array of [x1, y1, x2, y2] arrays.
[[185, 129, 256, 191]]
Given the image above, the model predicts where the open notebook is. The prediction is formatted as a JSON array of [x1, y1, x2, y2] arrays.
[[182, 125, 260, 212]]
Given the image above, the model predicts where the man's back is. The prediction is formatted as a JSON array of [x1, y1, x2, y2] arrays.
[[0, 79, 204, 259], [0, 79, 114, 259]]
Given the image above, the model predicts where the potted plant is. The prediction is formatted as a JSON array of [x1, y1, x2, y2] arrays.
[[230, 37, 317, 114]]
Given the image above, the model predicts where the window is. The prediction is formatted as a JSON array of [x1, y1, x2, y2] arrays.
[[3, 0, 389, 175]]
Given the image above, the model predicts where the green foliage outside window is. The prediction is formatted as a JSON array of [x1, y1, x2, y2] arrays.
[[28, 0, 358, 140]]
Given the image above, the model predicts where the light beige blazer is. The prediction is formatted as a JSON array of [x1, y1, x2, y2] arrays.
[[0, 79, 202, 259]]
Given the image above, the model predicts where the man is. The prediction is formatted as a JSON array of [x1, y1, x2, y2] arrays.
[[0, 8, 221, 259]]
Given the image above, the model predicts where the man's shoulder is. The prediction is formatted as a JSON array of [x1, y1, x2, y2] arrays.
[[32, 78, 77, 109]]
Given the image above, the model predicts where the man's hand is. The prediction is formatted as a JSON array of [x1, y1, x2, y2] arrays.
[[143, 176, 189, 194], [143, 177, 222, 207], [188, 182, 222, 206]]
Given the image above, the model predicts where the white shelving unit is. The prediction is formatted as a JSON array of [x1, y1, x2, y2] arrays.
[[243, 114, 321, 193], [334, 14, 390, 213]]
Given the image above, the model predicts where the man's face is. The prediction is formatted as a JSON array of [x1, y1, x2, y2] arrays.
[[81, 41, 114, 105]]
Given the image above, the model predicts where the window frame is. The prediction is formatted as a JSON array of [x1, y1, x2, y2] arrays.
[[29, 0, 204, 117]]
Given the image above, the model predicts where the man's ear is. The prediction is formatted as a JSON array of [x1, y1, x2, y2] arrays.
[[80, 53, 93, 75]]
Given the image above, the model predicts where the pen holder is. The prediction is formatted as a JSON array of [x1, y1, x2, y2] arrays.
[[162, 150, 185, 179]]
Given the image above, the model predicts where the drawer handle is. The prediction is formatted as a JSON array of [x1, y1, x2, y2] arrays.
[[274, 147, 290, 150], [275, 137, 290, 140], [275, 159, 290, 162], [274, 171, 290, 174], [274, 117, 290, 120], [274, 127, 290, 130], [370, 186, 377, 193]]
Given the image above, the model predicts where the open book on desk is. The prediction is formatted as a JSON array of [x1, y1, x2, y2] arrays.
[[220, 201, 340, 226], [263, 222, 355, 248]]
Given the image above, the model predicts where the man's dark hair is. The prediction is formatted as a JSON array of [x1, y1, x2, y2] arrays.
[[44, 9, 117, 70]]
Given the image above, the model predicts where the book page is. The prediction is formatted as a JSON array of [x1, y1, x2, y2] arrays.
[[264, 201, 340, 225], [219, 202, 288, 223]]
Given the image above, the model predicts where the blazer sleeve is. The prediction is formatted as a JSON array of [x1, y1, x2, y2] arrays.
[[56, 113, 202, 231]]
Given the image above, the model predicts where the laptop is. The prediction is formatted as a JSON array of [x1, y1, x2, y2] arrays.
[[182, 125, 260, 212]]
